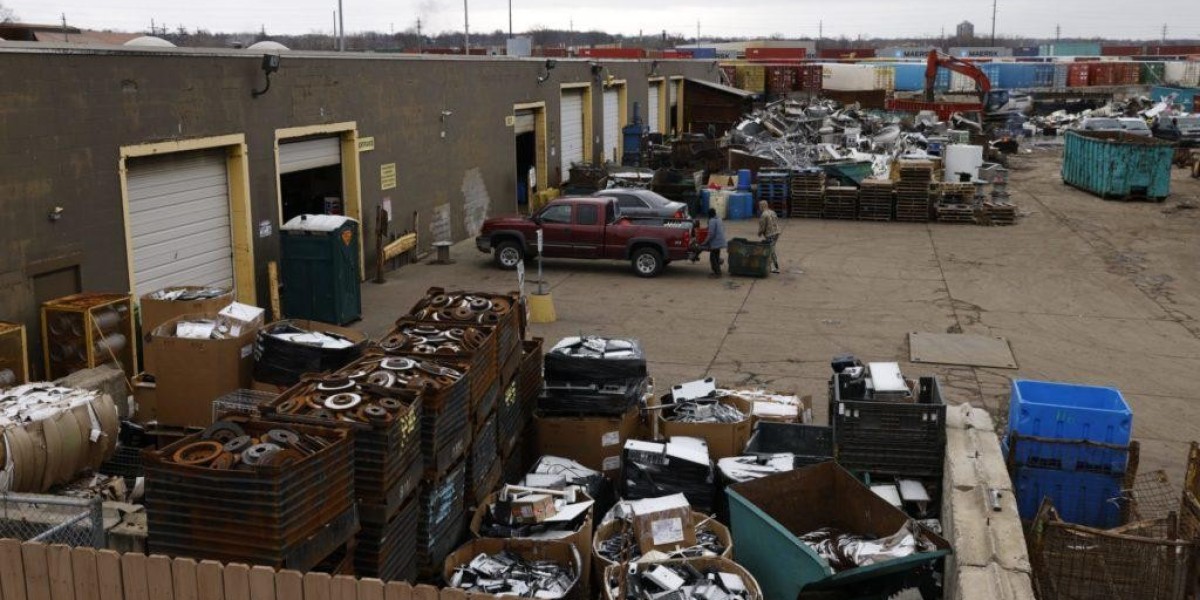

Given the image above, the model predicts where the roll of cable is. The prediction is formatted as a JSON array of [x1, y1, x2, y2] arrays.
[[253, 321, 367, 386], [93, 308, 123, 332]]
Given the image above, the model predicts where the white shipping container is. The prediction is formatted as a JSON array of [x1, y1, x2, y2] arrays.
[[1162, 61, 1199, 86], [874, 66, 896, 92], [949, 71, 977, 92], [820, 63, 877, 91]]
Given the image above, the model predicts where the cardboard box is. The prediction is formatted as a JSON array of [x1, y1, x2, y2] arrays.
[[132, 372, 157, 424], [535, 406, 641, 476], [139, 287, 234, 337], [510, 493, 557, 523], [627, 494, 697, 554], [658, 397, 752, 459], [218, 302, 265, 337], [727, 393, 813, 426], [442, 538, 582, 595], [147, 314, 257, 428], [471, 491, 595, 592]]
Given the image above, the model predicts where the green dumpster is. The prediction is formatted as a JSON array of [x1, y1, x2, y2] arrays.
[[280, 215, 362, 325], [1061, 130, 1174, 201], [728, 238, 773, 278]]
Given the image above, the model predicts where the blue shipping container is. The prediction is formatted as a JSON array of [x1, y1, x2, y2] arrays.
[[1013, 45, 1040, 57], [1008, 379, 1132, 444], [1013, 465, 1124, 527], [1061, 131, 1175, 200], [1032, 64, 1056, 87], [893, 63, 926, 91], [1152, 85, 1199, 107], [690, 47, 717, 59]]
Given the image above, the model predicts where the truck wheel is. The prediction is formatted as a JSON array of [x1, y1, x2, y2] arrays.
[[631, 248, 664, 278], [493, 241, 523, 270]]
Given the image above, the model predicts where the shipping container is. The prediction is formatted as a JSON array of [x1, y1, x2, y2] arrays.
[[576, 47, 646, 59], [1041, 42, 1102, 57], [983, 63, 1039, 89], [950, 46, 1013, 58], [797, 64, 822, 91], [719, 65, 737, 85], [746, 47, 807, 61], [1013, 45, 1040, 57], [1151, 45, 1200, 56], [1102, 45, 1143, 57], [1062, 131, 1174, 201], [817, 48, 875, 59], [1032, 64, 1056, 87], [662, 49, 692, 59], [1087, 62, 1116, 86], [1140, 62, 1166, 85], [691, 47, 718, 59], [734, 65, 766, 93], [1113, 63, 1140, 85], [1151, 86, 1199, 109], [1053, 63, 1070, 88], [1067, 63, 1091, 87], [765, 66, 798, 96], [876, 46, 936, 59], [820, 63, 879, 91], [534, 47, 568, 58], [893, 63, 926, 91]]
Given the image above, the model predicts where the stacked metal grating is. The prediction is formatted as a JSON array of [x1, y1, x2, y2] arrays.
[[406, 288, 524, 387], [822, 186, 859, 220], [895, 161, 934, 223], [935, 183, 978, 224], [756, 169, 791, 216], [416, 461, 466, 578], [829, 373, 947, 480], [383, 319, 500, 432], [355, 493, 420, 581], [500, 337, 544, 458], [858, 180, 895, 221], [789, 168, 826, 218], [467, 412, 501, 506]]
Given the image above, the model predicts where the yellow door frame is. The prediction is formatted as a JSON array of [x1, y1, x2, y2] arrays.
[[670, 76, 685, 134], [560, 82, 594, 166], [603, 79, 628, 161], [514, 101, 549, 213], [648, 77, 667, 134], [273, 122, 365, 280], [118, 133, 256, 305]]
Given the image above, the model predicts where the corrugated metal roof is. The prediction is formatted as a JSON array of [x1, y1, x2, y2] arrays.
[[685, 77, 757, 98]]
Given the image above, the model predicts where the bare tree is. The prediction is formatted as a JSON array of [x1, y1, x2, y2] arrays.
[[0, 2, 17, 23]]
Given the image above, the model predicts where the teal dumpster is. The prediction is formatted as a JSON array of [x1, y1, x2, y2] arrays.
[[726, 462, 951, 599], [280, 215, 362, 325], [1061, 130, 1174, 201]]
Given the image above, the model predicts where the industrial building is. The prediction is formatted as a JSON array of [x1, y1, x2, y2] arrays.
[[0, 42, 714, 373]]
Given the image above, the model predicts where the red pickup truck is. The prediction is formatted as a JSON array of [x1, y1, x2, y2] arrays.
[[475, 196, 697, 277]]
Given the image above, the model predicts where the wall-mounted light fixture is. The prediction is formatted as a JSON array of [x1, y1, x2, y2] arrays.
[[537, 59, 557, 84], [251, 54, 281, 98], [590, 61, 604, 82], [47, 206, 64, 222], [439, 109, 453, 139]]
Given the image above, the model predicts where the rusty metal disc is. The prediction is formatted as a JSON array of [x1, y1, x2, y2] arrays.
[[200, 421, 245, 443], [260, 449, 304, 468], [413, 344, 437, 354], [209, 452, 236, 470], [429, 294, 451, 307], [379, 333, 408, 351], [452, 306, 475, 320], [380, 357, 416, 371], [366, 370, 396, 387], [324, 393, 362, 411], [343, 367, 372, 381], [317, 376, 354, 392], [362, 405, 391, 423], [276, 398, 303, 414], [242, 443, 282, 465], [377, 398, 403, 411], [410, 326, 440, 336], [434, 344, 460, 355], [446, 328, 465, 341], [405, 375, 437, 392], [222, 435, 253, 454], [464, 330, 486, 349], [468, 297, 492, 312], [490, 297, 513, 315], [173, 441, 224, 466], [266, 429, 300, 447], [478, 313, 500, 325]]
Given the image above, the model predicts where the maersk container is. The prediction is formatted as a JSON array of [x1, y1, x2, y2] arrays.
[[1061, 131, 1174, 200], [893, 63, 925, 91], [1041, 42, 1102, 57], [1151, 86, 1198, 108]]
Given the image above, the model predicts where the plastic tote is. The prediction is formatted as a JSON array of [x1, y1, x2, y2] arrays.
[[1008, 379, 1132, 446], [726, 462, 950, 599], [727, 238, 773, 278], [1061, 131, 1174, 201]]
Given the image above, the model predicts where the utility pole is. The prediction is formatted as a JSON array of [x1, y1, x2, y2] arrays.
[[508, 0, 512, 39], [1162, 23, 1168, 43], [337, 0, 345, 51], [1055, 23, 1060, 42], [150, 18, 155, 35], [696, 20, 700, 45], [463, 0, 470, 54], [417, 18, 423, 53], [818, 20, 823, 43], [990, 0, 997, 46], [61, 13, 68, 41], [332, 11, 337, 49]]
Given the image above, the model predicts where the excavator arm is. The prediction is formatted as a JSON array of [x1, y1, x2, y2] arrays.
[[924, 50, 992, 103]]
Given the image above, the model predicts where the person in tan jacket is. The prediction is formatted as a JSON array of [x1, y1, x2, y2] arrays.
[[758, 201, 782, 274]]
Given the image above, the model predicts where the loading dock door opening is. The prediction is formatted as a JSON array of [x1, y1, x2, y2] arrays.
[[126, 149, 235, 297], [279, 136, 344, 222], [560, 89, 585, 179], [602, 89, 619, 163], [648, 85, 661, 133], [515, 110, 537, 211]]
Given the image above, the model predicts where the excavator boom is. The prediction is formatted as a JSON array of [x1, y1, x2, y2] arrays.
[[924, 50, 992, 102]]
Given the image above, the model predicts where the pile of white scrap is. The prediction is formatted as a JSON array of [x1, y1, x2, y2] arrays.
[[1, 383, 120, 493]]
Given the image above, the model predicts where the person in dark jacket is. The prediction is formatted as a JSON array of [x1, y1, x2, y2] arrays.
[[702, 208, 727, 277]]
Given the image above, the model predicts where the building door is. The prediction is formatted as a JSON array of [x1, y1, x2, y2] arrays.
[[514, 110, 537, 212], [560, 89, 585, 180], [602, 89, 619, 164], [648, 85, 661, 133], [279, 136, 344, 222], [126, 150, 235, 297]]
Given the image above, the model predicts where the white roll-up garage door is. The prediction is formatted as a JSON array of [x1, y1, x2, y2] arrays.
[[560, 90, 584, 176], [126, 150, 234, 296], [279, 136, 341, 174], [648, 86, 661, 133], [602, 89, 619, 164]]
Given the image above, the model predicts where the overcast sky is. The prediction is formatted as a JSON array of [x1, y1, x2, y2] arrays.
[[5, 0, 1199, 40]]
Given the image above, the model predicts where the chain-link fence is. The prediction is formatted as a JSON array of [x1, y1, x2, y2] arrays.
[[0, 492, 105, 548]]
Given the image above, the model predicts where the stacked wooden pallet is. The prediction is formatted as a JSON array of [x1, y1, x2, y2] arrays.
[[939, 182, 976, 205], [789, 169, 826, 218], [980, 202, 1017, 226], [895, 161, 934, 223], [935, 204, 976, 224], [858, 180, 894, 221], [823, 186, 859, 220]]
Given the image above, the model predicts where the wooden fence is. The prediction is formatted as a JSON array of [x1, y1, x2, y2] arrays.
[[0, 539, 499, 600]]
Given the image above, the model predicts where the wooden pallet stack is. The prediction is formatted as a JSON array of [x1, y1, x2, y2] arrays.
[[858, 180, 894, 221], [895, 161, 934, 223], [789, 168, 826, 218], [823, 186, 859, 220], [979, 202, 1017, 225], [935, 182, 977, 224], [756, 170, 791, 216]]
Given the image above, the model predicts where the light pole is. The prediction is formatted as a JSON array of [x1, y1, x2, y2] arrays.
[[508, 0, 513, 39], [463, 0, 470, 54], [337, 0, 345, 51]]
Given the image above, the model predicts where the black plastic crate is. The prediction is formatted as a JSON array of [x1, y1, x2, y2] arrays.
[[831, 375, 946, 478], [745, 422, 833, 467]]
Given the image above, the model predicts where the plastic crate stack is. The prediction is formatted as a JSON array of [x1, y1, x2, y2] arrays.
[[858, 180, 895, 221], [981, 167, 1016, 226], [1006, 380, 1135, 528], [935, 182, 976, 224], [822, 186, 859, 220], [895, 161, 934, 223], [828, 362, 946, 521], [789, 168, 826, 218], [756, 170, 791, 216]]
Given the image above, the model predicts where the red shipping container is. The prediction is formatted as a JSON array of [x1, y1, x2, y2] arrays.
[[1151, 45, 1200, 56], [1068, 63, 1091, 87], [817, 48, 876, 59], [1101, 45, 1143, 57], [536, 47, 568, 58], [576, 47, 646, 59], [720, 65, 737, 84], [1087, 63, 1116, 86], [746, 47, 807, 61], [662, 50, 692, 59], [1114, 63, 1140, 85], [797, 64, 823, 91], [765, 66, 798, 95]]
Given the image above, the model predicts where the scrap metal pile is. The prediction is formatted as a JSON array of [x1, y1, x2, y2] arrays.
[[448, 551, 577, 598]]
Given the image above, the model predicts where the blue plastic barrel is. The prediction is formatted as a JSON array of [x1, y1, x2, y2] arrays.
[[700, 189, 711, 214], [736, 169, 752, 191], [727, 191, 754, 219]]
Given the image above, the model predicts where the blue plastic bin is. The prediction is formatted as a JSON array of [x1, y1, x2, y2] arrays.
[[1005, 433, 1131, 474], [700, 189, 711, 214], [1008, 379, 1132, 445], [1013, 464, 1125, 528], [726, 191, 754, 220]]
